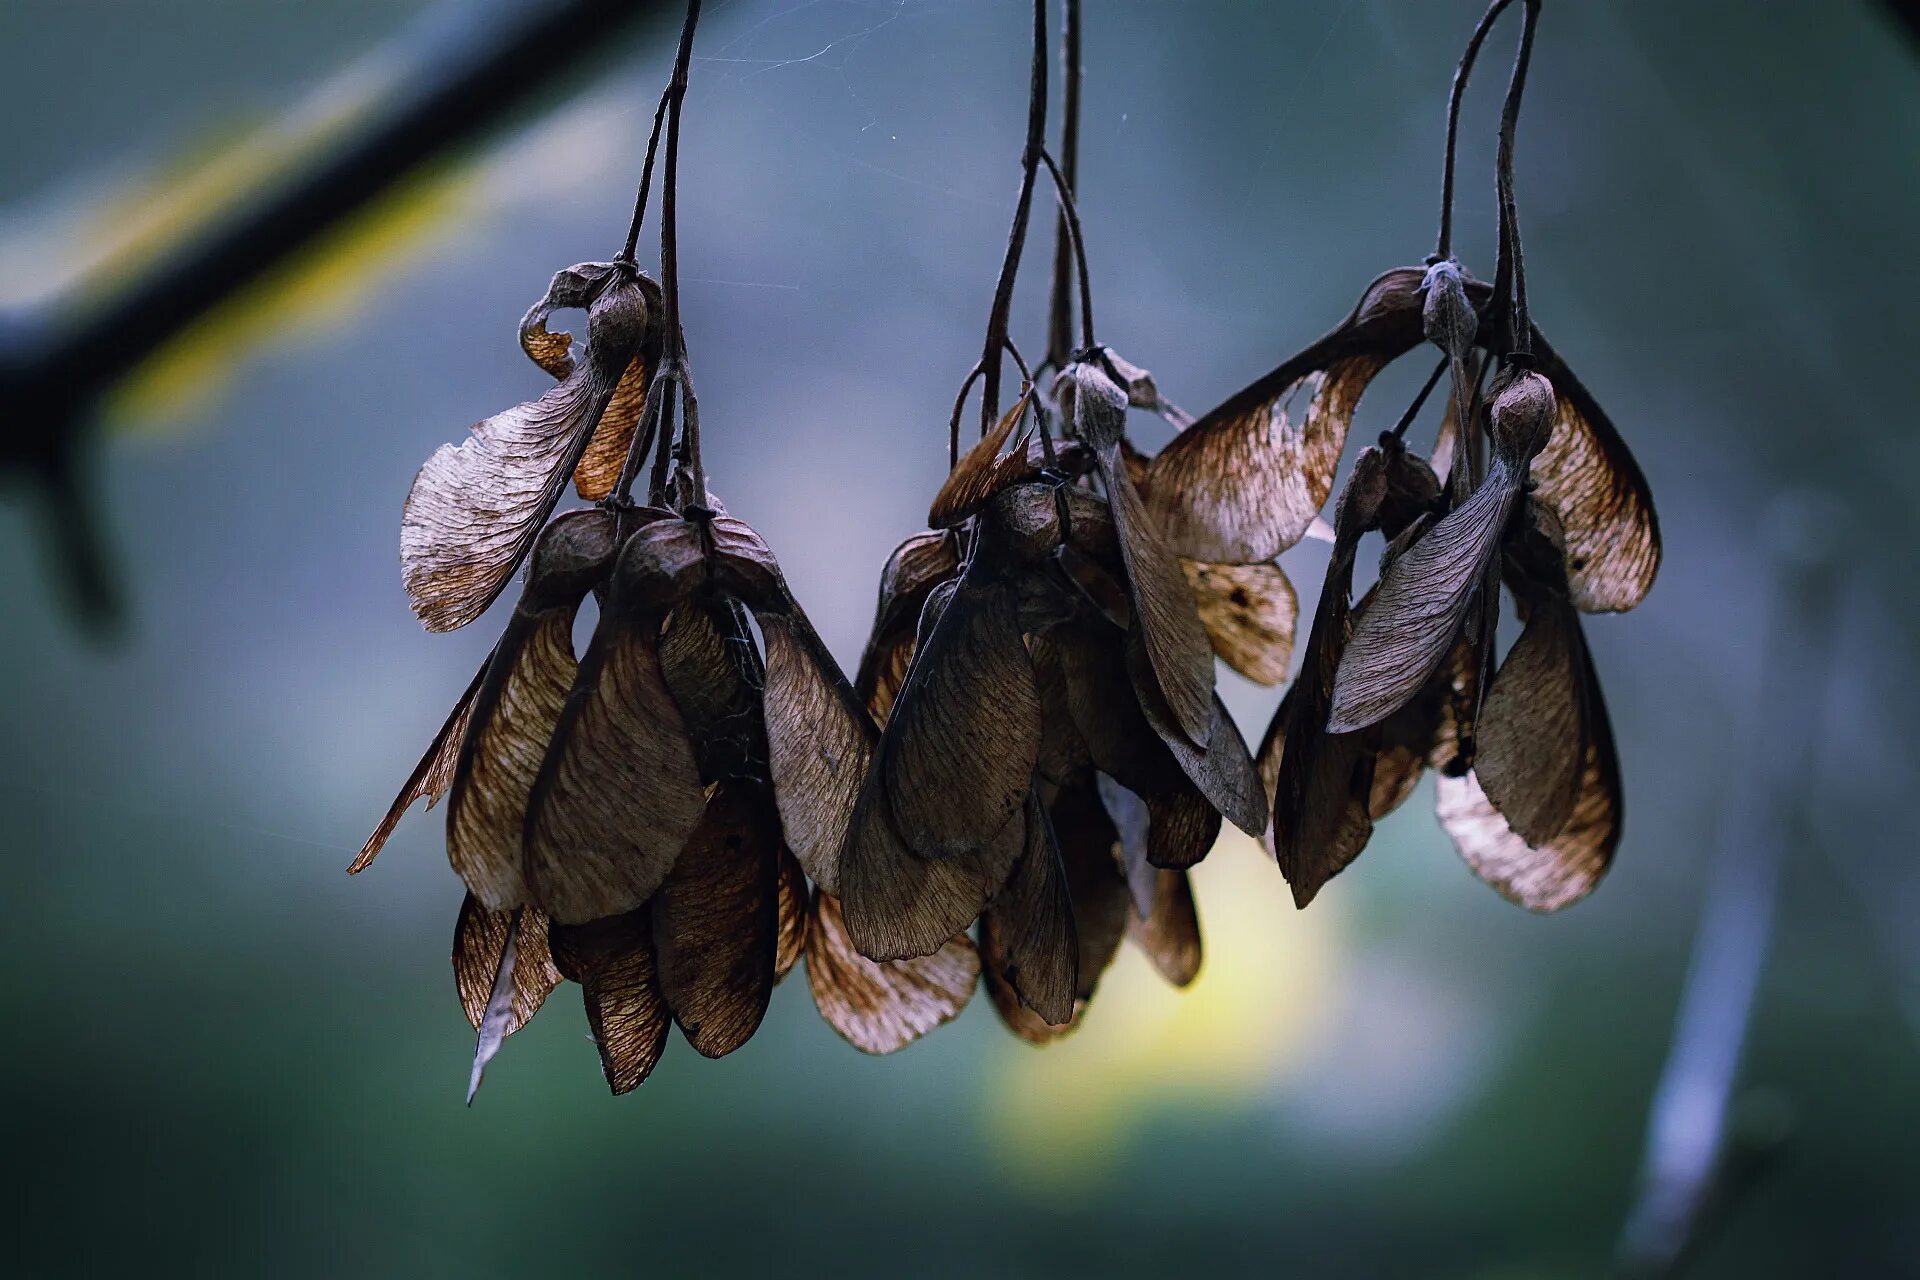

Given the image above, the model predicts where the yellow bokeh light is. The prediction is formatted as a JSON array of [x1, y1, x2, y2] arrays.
[[984, 831, 1343, 1185]]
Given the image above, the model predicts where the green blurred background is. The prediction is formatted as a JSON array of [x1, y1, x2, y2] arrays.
[[2, 1, 1916, 1275]]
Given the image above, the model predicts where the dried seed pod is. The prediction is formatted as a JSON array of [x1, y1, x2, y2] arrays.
[[1262, 448, 1391, 906], [447, 509, 620, 910], [1328, 368, 1556, 734], [522, 520, 709, 923], [651, 779, 782, 1058], [1061, 359, 1217, 747], [520, 265, 667, 501], [978, 789, 1078, 1027], [550, 910, 672, 1094], [1422, 257, 1478, 363], [403, 264, 655, 631]]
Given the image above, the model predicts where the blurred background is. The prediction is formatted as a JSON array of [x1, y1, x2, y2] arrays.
[[2, 1, 1916, 1275]]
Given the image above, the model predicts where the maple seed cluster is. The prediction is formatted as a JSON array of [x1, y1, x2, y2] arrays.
[[354, 0, 1661, 1095]]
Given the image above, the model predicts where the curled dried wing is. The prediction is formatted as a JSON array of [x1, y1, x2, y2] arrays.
[[403, 270, 651, 631], [774, 846, 810, 981], [1437, 714, 1619, 912], [1144, 353, 1387, 564], [929, 389, 1030, 527]]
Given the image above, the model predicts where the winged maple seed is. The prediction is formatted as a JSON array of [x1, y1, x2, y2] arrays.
[[350, 0, 1665, 1098], [835, 355, 1266, 1040]]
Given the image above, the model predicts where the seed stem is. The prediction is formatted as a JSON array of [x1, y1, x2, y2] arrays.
[[1037, 148, 1095, 352], [1490, 0, 1540, 359], [618, 89, 672, 266], [971, 0, 1050, 455], [1434, 0, 1519, 262], [1045, 0, 1082, 371], [1387, 355, 1450, 442]]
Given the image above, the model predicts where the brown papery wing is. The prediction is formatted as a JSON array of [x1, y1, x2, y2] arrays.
[[651, 780, 781, 1058], [402, 271, 651, 631], [1328, 460, 1523, 733], [758, 603, 870, 895], [351, 655, 488, 873], [659, 600, 766, 785], [1182, 559, 1297, 687], [838, 760, 1024, 962], [979, 790, 1078, 1026], [1530, 336, 1660, 613], [454, 895, 561, 1031], [929, 389, 1030, 528], [1475, 600, 1586, 845], [1438, 645, 1620, 911], [1101, 441, 1217, 748], [572, 353, 652, 501], [883, 569, 1040, 859], [523, 604, 707, 923], [1370, 674, 1445, 819], [1143, 353, 1388, 564], [1265, 552, 1376, 906], [1051, 780, 1131, 1001], [983, 948, 1083, 1045], [447, 607, 578, 911], [773, 846, 810, 982], [550, 911, 672, 1094], [805, 890, 978, 1054], [1129, 868, 1203, 988], [855, 531, 960, 720], [1126, 630, 1268, 837]]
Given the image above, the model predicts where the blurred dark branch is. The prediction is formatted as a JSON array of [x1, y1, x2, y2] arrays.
[[1881, 0, 1920, 50], [0, 0, 675, 633], [1617, 493, 1841, 1277]]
